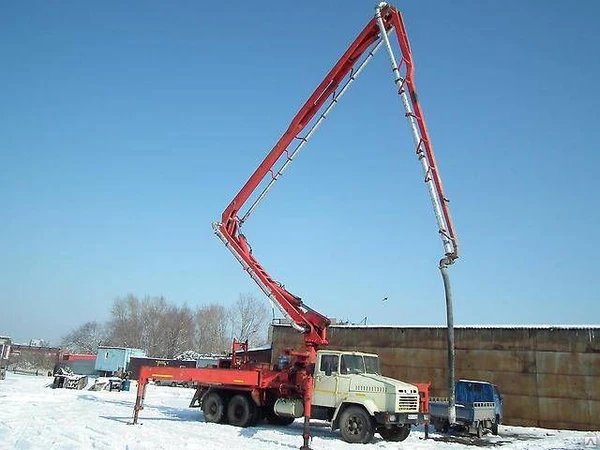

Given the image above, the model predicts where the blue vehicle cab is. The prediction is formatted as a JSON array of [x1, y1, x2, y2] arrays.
[[430, 379, 504, 436]]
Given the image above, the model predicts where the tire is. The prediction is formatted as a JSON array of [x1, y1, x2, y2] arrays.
[[202, 391, 226, 423], [432, 418, 444, 433], [475, 421, 483, 438], [379, 425, 411, 442], [250, 406, 264, 426], [491, 415, 499, 435], [227, 394, 256, 428], [264, 402, 295, 426], [265, 410, 295, 426], [339, 406, 374, 444]]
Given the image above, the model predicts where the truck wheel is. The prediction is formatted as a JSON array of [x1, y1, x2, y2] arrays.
[[227, 394, 255, 427], [250, 406, 264, 425], [265, 412, 295, 426], [339, 406, 374, 444], [491, 415, 499, 435], [202, 392, 226, 423], [379, 425, 411, 442], [475, 421, 483, 438]]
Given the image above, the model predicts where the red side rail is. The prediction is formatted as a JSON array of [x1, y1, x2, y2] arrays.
[[137, 366, 261, 387]]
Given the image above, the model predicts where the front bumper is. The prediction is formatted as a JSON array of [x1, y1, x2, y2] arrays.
[[374, 411, 430, 426]]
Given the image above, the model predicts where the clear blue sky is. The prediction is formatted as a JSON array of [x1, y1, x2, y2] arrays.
[[2, 1, 599, 345]]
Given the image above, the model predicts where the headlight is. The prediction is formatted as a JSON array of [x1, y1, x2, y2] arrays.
[[388, 414, 397, 422]]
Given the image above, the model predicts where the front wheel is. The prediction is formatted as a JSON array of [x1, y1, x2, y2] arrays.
[[491, 415, 499, 435], [339, 406, 374, 444], [379, 424, 411, 442], [475, 421, 483, 438]]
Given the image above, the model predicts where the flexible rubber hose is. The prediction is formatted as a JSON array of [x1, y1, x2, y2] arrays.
[[440, 259, 456, 425]]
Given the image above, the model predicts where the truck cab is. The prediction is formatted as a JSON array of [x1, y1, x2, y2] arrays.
[[310, 350, 427, 443]]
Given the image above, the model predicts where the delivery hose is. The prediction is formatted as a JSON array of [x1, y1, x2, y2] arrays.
[[439, 257, 456, 425]]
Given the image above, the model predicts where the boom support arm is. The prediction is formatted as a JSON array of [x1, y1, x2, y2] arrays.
[[213, 2, 459, 348]]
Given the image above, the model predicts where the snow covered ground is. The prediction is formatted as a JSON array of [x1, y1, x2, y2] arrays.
[[0, 372, 596, 450]]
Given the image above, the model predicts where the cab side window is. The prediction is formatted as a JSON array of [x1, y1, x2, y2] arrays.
[[320, 354, 339, 376]]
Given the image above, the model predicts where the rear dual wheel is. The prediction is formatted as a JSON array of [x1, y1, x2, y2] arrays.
[[227, 394, 257, 427]]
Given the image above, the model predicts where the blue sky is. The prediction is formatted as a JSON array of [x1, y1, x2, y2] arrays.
[[1, 1, 599, 345]]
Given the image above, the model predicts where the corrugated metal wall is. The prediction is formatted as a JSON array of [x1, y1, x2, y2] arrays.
[[270, 324, 599, 431]]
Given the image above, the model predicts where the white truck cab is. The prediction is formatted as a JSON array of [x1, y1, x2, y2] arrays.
[[309, 350, 427, 443]]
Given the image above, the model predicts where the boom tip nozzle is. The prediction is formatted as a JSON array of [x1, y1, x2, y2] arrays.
[[375, 2, 389, 12]]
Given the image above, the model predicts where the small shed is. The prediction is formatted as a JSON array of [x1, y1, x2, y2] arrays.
[[60, 354, 98, 376], [94, 346, 146, 376]]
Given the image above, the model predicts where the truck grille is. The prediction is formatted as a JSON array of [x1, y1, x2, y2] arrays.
[[398, 395, 419, 411]]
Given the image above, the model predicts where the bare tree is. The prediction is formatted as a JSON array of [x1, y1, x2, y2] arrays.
[[194, 304, 230, 354], [230, 293, 269, 347], [106, 294, 172, 356], [102, 293, 268, 357], [139, 296, 169, 357], [160, 304, 195, 359], [106, 294, 143, 348], [61, 321, 106, 354]]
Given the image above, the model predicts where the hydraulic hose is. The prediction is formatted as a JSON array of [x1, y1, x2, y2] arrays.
[[439, 258, 456, 425]]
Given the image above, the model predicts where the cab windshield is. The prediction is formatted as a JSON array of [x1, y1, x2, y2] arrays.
[[340, 354, 380, 375]]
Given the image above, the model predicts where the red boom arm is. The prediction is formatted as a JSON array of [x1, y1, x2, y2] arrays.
[[212, 3, 458, 350]]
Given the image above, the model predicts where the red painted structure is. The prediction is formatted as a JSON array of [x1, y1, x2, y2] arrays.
[[62, 354, 96, 361], [132, 3, 457, 449]]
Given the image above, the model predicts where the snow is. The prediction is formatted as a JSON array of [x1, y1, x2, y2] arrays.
[[0, 372, 597, 450]]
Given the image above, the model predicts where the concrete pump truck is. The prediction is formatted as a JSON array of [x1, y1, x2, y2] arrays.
[[131, 3, 459, 449]]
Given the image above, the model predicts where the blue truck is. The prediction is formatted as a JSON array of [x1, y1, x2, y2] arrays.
[[429, 379, 503, 437]]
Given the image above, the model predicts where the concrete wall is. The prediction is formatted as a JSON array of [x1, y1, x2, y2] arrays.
[[270, 324, 600, 431]]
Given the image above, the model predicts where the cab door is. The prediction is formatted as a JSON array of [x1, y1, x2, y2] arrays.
[[312, 353, 339, 408]]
